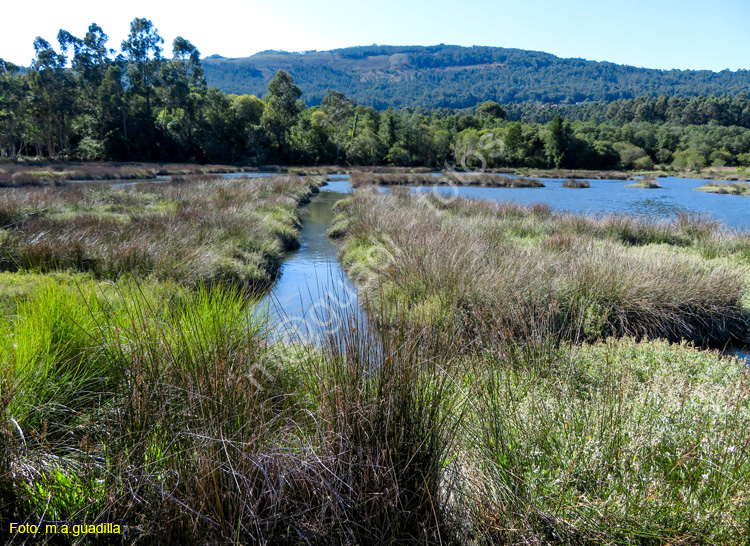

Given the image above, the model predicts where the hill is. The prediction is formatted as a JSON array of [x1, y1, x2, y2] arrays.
[[202, 45, 750, 109]]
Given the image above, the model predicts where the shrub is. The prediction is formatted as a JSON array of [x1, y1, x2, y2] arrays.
[[561, 179, 590, 188]]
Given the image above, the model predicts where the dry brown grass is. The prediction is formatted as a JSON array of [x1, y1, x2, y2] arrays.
[[334, 190, 749, 346], [0, 175, 323, 289], [561, 179, 591, 188], [0, 161, 250, 187]]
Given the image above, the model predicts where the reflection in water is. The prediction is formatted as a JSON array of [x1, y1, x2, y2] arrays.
[[733, 348, 750, 365]]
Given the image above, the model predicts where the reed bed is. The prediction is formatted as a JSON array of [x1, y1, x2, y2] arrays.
[[626, 177, 663, 189], [561, 179, 591, 188], [1, 279, 466, 544], [519, 169, 632, 180], [350, 171, 544, 188], [287, 166, 433, 176], [327, 189, 750, 542], [464, 337, 750, 544], [696, 181, 750, 196], [0, 175, 323, 290], [2, 276, 748, 544], [332, 190, 749, 347], [0, 162, 250, 187], [2, 182, 750, 545]]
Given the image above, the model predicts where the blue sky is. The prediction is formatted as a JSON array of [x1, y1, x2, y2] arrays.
[[1, 0, 748, 71]]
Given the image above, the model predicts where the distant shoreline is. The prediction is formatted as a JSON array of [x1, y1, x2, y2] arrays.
[[3, 160, 749, 187]]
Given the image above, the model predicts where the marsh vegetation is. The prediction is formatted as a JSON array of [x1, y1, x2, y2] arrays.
[[0, 174, 322, 289], [625, 177, 663, 189], [0, 162, 252, 187], [3, 12, 750, 545], [561, 179, 591, 188], [2, 170, 750, 544], [350, 171, 544, 188], [326, 188, 750, 543], [696, 181, 750, 196]]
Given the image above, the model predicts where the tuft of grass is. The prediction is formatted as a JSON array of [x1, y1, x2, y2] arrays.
[[626, 177, 663, 189], [2, 279, 464, 544], [562, 179, 590, 188]]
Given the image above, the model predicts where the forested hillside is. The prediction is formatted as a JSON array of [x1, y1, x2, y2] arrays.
[[4, 21, 750, 172], [203, 45, 750, 108]]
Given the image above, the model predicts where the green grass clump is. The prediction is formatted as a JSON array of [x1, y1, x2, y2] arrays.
[[0, 271, 94, 315], [467, 338, 750, 544], [626, 177, 663, 189], [562, 178, 591, 188], [1, 279, 463, 544]]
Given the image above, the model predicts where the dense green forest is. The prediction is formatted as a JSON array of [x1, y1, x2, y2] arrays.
[[2, 21, 750, 170], [506, 95, 750, 127], [202, 45, 750, 108]]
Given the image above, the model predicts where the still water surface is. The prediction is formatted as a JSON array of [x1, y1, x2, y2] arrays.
[[260, 177, 358, 343], [406, 176, 749, 230]]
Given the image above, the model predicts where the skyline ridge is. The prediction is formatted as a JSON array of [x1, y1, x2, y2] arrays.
[[203, 43, 749, 74]]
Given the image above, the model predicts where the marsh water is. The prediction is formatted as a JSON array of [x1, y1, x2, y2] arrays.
[[94, 170, 747, 232], [405, 175, 750, 230], [262, 173, 748, 360], [96, 170, 748, 358], [260, 176, 359, 343]]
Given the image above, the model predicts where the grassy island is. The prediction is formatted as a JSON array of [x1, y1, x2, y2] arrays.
[[350, 171, 545, 188], [0, 174, 323, 289], [626, 177, 663, 189], [696, 181, 750, 196], [562, 179, 591, 188], [0, 162, 256, 187]]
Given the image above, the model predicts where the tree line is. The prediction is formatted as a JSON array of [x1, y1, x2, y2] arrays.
[[2, 20, 750, 171], [505, 95, 750, 128]]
